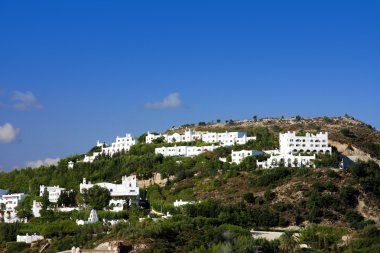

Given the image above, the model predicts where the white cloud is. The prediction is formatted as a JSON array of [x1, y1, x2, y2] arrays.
[[0, 123, 20, 143], [145, 92, 183, 109], [25, 157, 60, 168], [12, 91, 43, 111]]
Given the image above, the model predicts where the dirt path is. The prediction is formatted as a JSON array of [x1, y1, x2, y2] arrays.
[[356, 198, 380, 226]]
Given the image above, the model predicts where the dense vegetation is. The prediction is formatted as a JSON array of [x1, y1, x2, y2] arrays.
[[0, 117, 380, 252]]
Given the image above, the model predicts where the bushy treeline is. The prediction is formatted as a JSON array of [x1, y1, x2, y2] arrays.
[[110, 215, 280, 252], [349, 160, 380, 206], [0, 207, 144, 252]]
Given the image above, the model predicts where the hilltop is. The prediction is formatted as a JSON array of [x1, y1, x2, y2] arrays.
[[171, 115, 380, 162]]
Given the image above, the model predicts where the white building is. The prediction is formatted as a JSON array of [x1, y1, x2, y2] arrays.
[[76, 209, 99, 225], [146, 132, 164, 143], [80, 175, 139, 198], [0, 193, 26, 223], [102, 133, 136, 156], [279, 131, 331, 154], [32, 200, 42, 217], [17, 233, 44, 243], [146, 129, 202, 143], [155, 145, 219, 157], [0, 193, 25, 212], [40, 185, 66, 203], [231, 150, 263, 164], [174, 199, 196, 207], [257, 153, 316, 169], [256, 131, 331, 169], [68, 161, 75, 169], [83, 152, 101, 163], [146, 129, 255, 146], [83, 133, 136, 163], [202, 131, 256, 146]]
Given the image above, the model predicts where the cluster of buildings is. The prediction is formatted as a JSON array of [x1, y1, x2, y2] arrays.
[[151, 129, 256, 157], [230, 131, 331, 169], [79, 129, 256, 163], [83, 134, 136, 163], [78, 129, 331, 167], [257, 131, 331, 169], [31, 175, 140, 218], [0, 128, 333, 227], [146, 129, 256, 146]]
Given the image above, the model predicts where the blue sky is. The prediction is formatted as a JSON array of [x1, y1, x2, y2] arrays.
[[0, 0, 379, 170]]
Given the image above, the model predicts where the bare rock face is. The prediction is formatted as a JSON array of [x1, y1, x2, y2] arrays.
[[330, 140, 380, 166], [357, 198, 380, 225]]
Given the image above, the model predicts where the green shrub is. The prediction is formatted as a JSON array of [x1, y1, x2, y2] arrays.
[[243, 193, 255, 203], [5, 242, 28, 253]]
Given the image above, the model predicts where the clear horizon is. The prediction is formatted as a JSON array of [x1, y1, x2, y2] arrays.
[[0, 1, 379, 170]]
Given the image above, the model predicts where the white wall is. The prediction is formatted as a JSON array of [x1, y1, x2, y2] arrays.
[[257, 153, 316, 169], [0, 193, 25, 212], [231, 150, 255, 164], [280, 131, 331, 154], [147, 129, 256, 146], [17, 234, 44, 243], [32, 200, 42, 217], [40, 185, 65, 203], [80, 175, 139, 198], [155, 145, 219, 157]]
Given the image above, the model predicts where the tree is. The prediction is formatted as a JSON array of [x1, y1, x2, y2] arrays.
[[243, 193, 255, 203], [42, 189, 50, 209], [264, 190, 276, 202], [340, 128, 353, 137], [279, 230, 299, 253], [15, 195, 33, 220], [216, 119, 221, 123], [82, 185, 111, 210], [152, 136, 165, 144], [239, 156, 257, 171], [137, 133, 148, 143], [57, 190, 76, 207], [253, 115, 257, 121]]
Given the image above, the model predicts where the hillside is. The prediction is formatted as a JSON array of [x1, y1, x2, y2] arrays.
[[0, 115, 380, 252]]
